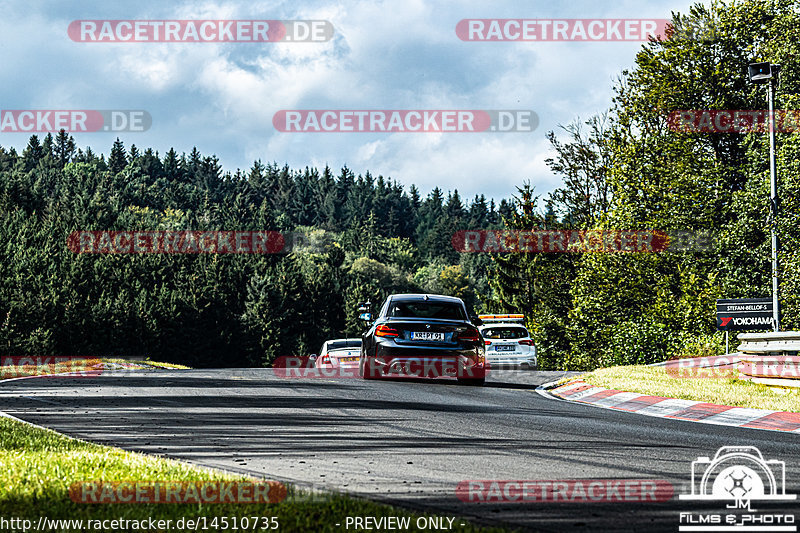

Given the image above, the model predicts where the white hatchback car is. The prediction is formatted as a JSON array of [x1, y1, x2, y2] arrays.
[[313, 338, 362, 370], [478, 314, 537, 369]]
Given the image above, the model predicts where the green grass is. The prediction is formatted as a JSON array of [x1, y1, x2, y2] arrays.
[[0, 416, 508, 532], [1, 357, 102, 380], [574, 365, 800, 412], [103, 358, 191, 370], [0, 358, 189, 381]]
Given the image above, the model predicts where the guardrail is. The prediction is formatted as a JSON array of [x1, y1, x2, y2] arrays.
[[737, 331, 800, 388]]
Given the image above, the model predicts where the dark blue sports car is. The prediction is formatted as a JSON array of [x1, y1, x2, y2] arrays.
[[358, 293, 486, 385]]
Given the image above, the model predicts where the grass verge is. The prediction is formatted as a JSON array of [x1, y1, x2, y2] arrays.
[[103, 358, 191, 370], [0, 357, 189, 381], [0, 417, 506, 532], [575, 365, 800, 412]]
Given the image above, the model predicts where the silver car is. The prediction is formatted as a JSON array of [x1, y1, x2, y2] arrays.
[[478, 315, 537, 369]]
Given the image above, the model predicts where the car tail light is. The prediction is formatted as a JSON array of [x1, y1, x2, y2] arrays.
[[457, 327, 481, 342], [375, 324, 400, 338], [484, 340, 492, 345], [320, 354, 331, 364], [518, 339, 533, 346]]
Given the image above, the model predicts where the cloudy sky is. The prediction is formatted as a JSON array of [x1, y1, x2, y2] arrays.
[[1, 0, 698, 202]]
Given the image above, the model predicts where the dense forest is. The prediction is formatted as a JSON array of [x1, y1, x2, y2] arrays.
[[491, 0, 800, 369], [0, 134, 508, 367], [2, 0, 800, 370]]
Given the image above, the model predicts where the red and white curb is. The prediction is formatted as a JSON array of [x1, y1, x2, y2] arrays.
[[548, 381, 800, 434]]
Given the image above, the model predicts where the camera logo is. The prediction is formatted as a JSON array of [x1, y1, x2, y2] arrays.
[[680, 446, 795, 502]]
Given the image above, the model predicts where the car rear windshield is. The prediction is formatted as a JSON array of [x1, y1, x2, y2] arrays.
[[327, 339, 362, 349], [482, 327, 529, 339], [388, 301, 466, 320]]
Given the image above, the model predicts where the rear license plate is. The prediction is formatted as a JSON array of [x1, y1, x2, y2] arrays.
[[412, 331, 445, 341], [495, 345, 515, 352], [339, 357, 358, 362]]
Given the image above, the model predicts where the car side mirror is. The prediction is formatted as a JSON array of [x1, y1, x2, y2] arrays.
[[358, 312, 372, 321], [470, 315, 483, 326]]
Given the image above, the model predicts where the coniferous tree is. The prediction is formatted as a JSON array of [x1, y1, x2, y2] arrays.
[[21, 135, 43, 172], [54, 130, 76, 168], [108, 138, 127, 174]]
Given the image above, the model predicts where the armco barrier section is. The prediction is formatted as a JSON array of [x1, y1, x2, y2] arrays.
[[737, 331, 800, 388]]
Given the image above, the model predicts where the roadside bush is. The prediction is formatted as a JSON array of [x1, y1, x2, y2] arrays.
[[526, 313, 570, 370], [597, 318, 674, 367], [671, 331, 726, 359]]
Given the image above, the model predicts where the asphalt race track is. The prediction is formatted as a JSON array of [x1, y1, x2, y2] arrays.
[[2, 368, 799, 532]]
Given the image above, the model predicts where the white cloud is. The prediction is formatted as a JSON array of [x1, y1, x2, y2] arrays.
[[0, 0, 702, 201]]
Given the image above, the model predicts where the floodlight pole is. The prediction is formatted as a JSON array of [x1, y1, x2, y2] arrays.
[[767, 75, 780, 331]]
